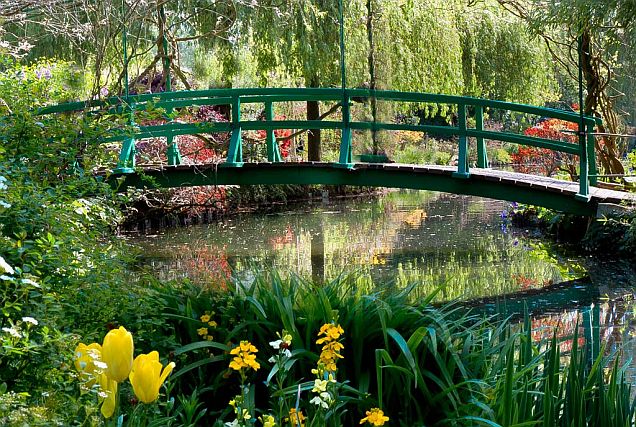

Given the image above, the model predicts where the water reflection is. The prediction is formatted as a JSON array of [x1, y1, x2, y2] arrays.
[[129, 190, 582, 301], [128, 190, 636, 380]]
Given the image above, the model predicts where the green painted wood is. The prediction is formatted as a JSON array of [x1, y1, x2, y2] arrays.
[[339, 92, 353, 166], [109, 163, 600, 216], [587, 123, 598, 186], [576, 116, 590, 200], [33, 87, 605, 206], [475, 106, 488, 168], [265, 101, 282, 162], [453, 104, 469, 179], [226, 96, 243, 166]]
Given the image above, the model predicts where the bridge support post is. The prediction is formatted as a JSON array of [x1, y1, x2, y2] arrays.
[[337, 91, 353, 167], [265, 101, 282, 162], [114, 108, 136, 174], [575, 120, 591, 201], [167, 135, 182, 166], [475, 106, 489, 168], [226, 96, 244, 166], [587, 122, 598, 186], [452, 104, 470, 179]]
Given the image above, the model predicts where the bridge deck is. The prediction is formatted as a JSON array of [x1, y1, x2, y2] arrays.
[[109, 162, 636, 216]]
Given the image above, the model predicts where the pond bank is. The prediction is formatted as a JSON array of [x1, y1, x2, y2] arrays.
[[120, 184, 381, 232]]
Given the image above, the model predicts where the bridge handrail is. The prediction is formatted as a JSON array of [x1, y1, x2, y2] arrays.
[[33, 87, 599, 200]]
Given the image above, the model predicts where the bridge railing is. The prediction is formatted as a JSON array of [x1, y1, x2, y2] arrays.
[[37, 87, 599, 200]]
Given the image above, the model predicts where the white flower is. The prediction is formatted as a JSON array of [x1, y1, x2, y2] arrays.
[[0, 256, 14, 275], [283, 349, 292, 358], [0, 200, 10, 208], [0, 182, 7, 191], [2, 327, 21, 338], [21, 317, 38, 325], [225, 420, 239, 427], [21, 278, 40, 288], [268, 356, 276, 363], [269, 339, 283, 349], [310, 395, 329, 409]]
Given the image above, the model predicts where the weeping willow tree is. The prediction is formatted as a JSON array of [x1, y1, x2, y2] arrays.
[[0, 0, 240, 95], [459, 2, 557, 105]]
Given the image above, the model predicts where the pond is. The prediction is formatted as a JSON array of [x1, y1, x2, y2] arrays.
[[127, 190, 636, 376]]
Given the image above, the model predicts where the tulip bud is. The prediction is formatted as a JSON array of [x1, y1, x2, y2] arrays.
[[102, 326, 134, 382], [129, 351, 175, 404]]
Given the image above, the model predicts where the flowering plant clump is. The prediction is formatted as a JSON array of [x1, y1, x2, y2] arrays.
[[285, 408, 306, 427], [197, 311, 218, 341], [229, 340, 261, 373], [315, 323, 344, 374], [360, 408, 390, 426], [73, 326, 175, 419]]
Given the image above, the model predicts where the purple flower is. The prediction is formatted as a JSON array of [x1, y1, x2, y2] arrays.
[[500, 210, 508, 219], [100, 87, 109, 97], [510, 202, 518, 209], [35, 67, 52, 80], [513, 239, 519, 246]]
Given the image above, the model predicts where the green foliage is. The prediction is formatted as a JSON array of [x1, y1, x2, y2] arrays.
[[0, 57, 138, 424], [135, 271, 636, 426], [460, 2, 558, 104]]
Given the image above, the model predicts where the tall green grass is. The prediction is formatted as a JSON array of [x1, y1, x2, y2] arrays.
[[145, 271, 636, 426]]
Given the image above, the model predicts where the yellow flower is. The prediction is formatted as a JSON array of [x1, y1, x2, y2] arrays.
[[315, 324, 344, 373], [200, 314, 211, 323], [260, 414, 277, 427], [229, 340, 260, 372], [102, 326, 134, 382], [360, 408, 389, 426], [208, 320, 218, 328], [286, 408, 306, 427], [128, 351, 176, 404], [98, 372, 118, 418], [316, 323, 344, 344], [74, 342, 104, 387], [197, 327, 208, 336]]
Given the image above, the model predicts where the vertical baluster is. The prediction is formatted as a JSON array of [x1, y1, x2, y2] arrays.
[[226, 95, 243, 166], [115, 104, 137, 174], [453, 103, 470, 179], [475, 105, 488, 168], [338, 90, 353, 166], [575, 118, 590, 201], [266, 101, 282, 162], [587, 121, 598, 186]]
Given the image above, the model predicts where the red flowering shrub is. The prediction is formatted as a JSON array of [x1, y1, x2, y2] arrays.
[[255, 115, 293, 158], [511, 119, 578, 178], [133, 106, 231, 217]]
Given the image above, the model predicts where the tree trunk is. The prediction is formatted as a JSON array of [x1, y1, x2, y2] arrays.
[[580, 29, 625, 176], [307, 76, 321, 161]]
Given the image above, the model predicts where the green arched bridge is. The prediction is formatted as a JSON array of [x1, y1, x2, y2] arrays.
[[40, 88, 635, 217]]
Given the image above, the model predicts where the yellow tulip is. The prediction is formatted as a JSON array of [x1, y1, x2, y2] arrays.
[[102, 326, 134, 382], [98, 372, 118, 418], [129, 351, 175, 404], [74, 342, 104, 388]]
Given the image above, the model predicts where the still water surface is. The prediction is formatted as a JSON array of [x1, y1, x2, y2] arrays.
[[128, 190, 636, 375]]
